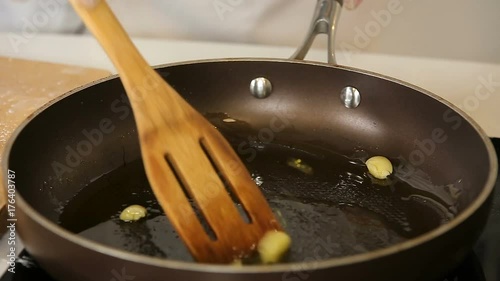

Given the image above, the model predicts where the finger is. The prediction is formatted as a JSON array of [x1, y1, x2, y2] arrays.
[[344, 0, 363, 10]]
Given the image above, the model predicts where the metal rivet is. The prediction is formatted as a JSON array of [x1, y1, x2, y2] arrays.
[[340, 86, 361, 108], [250, 77, 272, 99]]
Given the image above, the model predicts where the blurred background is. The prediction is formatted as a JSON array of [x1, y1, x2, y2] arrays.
[[0, 0, 498, 64]]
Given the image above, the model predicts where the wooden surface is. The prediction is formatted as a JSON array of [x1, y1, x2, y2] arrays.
[[0, 56, 111, 212]]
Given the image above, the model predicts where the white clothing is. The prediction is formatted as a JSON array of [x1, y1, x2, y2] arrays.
[[0, 0, 499, 63]]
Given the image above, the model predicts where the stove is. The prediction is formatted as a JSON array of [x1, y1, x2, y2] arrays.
[[2, 139, 499, 281]]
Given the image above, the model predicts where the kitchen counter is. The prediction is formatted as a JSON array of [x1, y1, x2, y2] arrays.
[[0, 32, 499, 138]]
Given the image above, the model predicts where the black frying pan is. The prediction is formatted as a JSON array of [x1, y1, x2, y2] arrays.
[[2, 0, 498, 280]]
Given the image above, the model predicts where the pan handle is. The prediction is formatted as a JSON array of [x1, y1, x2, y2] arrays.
[[290, 0, 343, 65]]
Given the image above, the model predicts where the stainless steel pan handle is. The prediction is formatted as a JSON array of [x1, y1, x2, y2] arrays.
[[290, 0, 343, 65]]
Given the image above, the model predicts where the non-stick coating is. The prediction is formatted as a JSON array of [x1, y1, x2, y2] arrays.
[[6, 60, 496, 281]]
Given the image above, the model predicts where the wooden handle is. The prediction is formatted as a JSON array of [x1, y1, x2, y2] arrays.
[[68, 0, 188, 120], [68, 0, 156, 100]]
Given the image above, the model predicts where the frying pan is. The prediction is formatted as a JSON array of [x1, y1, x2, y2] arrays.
[[2, 0, 498, 280]]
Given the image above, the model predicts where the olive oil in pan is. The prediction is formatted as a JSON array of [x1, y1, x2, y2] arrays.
[[59, 142, 454, 263]]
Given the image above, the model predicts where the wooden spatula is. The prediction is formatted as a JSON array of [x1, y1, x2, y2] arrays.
[[68, 0, 282, 263]]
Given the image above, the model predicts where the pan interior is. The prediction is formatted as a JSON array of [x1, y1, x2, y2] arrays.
[[57, 128, 454, 263], [7, 60, 493, 265]]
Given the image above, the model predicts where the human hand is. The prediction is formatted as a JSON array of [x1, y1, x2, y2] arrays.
[[344, 0, 363, 10]]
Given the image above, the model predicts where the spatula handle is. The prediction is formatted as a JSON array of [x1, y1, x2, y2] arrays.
[[68, 0, 158, 103]]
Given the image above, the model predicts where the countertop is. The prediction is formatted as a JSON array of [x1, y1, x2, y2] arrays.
[[0, 32, 499, 138]]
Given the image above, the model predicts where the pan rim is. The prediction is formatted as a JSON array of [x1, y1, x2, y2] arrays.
[[2, 58, 497, 274]]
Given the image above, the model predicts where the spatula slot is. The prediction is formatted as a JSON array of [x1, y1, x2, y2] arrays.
[[164, 154, 218, 241], [199, 138, 252, 224]]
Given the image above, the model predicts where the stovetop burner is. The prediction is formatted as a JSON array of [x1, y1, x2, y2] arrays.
[[2, 139, 499, 281]]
